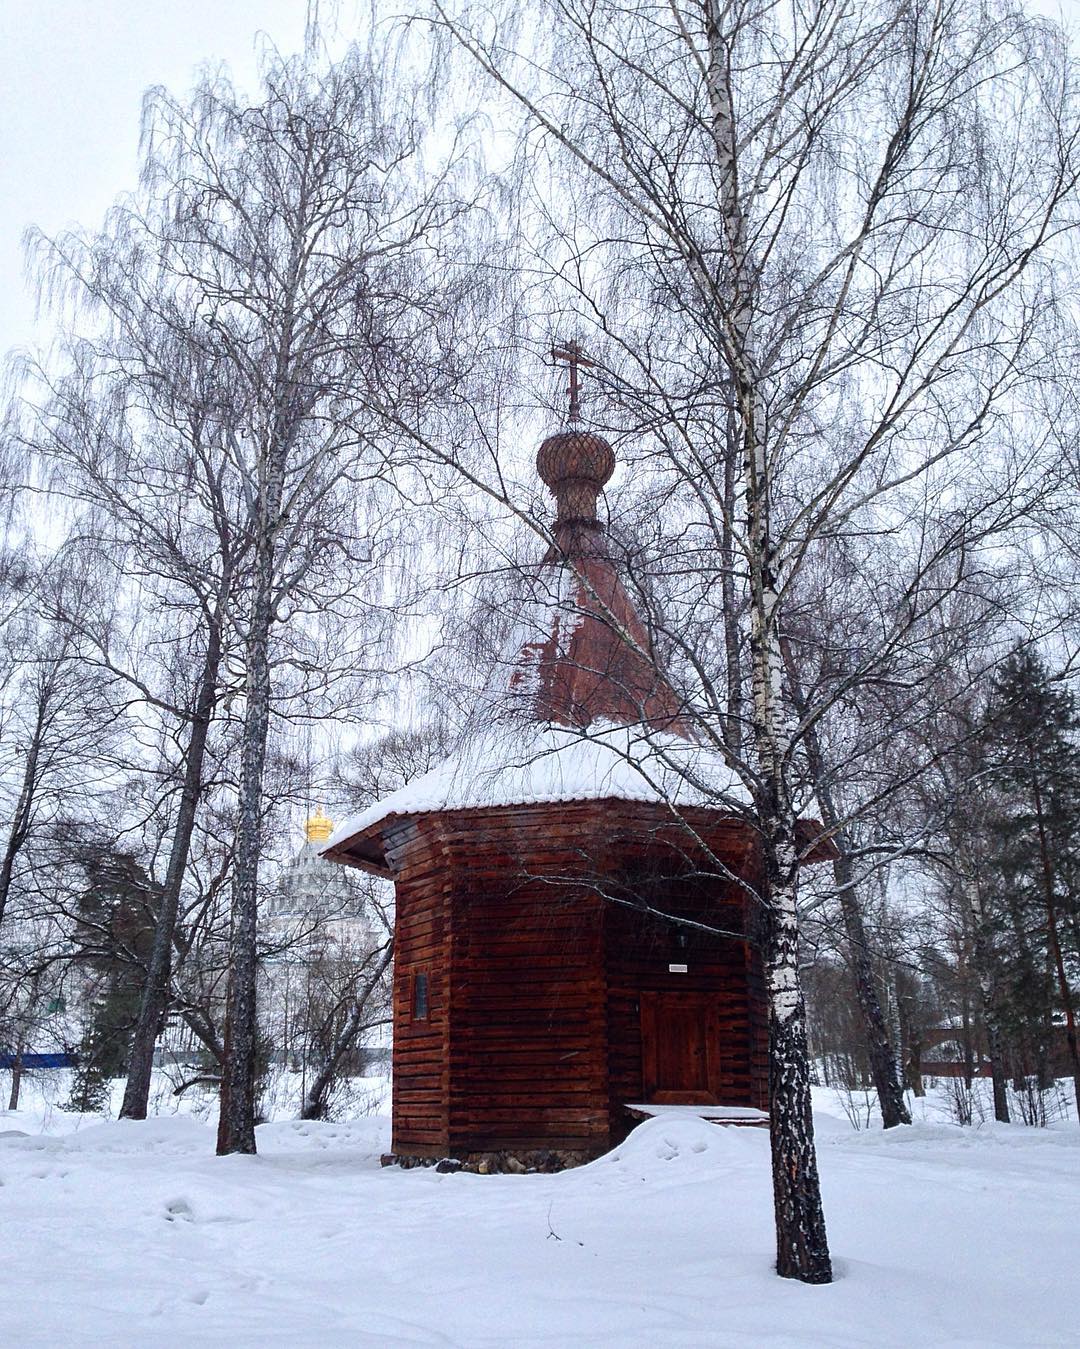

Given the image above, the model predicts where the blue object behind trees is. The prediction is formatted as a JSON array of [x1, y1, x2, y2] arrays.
[[0, 1052, 78, 1070]]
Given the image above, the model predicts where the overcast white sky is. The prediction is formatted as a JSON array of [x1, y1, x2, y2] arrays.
[[0, 1, 327, 361], [3, 0, 1079, 366]]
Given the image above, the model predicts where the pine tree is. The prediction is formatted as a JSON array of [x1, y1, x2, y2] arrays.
[[65, 845, 157, 1115], [981, 651, 1080, 1120]]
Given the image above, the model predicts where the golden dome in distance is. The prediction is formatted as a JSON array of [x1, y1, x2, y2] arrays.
[[305, 807, 334, 845]]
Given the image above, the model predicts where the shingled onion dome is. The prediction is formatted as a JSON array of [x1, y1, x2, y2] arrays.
[[535, 426, 617, 554]]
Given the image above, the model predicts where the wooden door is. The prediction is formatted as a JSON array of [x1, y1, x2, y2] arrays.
[[640, 992, 720, 1104]]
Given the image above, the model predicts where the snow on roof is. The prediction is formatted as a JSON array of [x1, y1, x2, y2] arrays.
[[323, 721, 748, 853]]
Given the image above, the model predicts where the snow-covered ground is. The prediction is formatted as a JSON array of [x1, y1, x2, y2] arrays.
[[1, 1076, 1077, 1347]]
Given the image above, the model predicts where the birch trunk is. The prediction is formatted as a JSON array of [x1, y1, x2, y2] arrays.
[[745, 419, 830, 1278], [906, 1046, 925, 1098], [182, 1008, 225, 1067], [705, 3, 831, 1280], [216, 533, 277, 1155], [7, 1045, 24, 1111], [121, 618, 223, 1120], [1032, 777, 1080, 1122], [751, 587, 832, 1282], [721, 408, 743, 757], [762, 839, 833, 1282], [833, 851, 911, 1128], [217, 433, 288, 1155], [299, 943, 393, 1121], [781, 639, 910, 1128], [962, 865, 1010, 1124]]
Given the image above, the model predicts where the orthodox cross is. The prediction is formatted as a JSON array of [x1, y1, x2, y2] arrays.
[[550, 339, 595, 423]]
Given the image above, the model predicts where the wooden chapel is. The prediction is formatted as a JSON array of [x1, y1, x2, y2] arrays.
[[324, 358, 813, 1169]]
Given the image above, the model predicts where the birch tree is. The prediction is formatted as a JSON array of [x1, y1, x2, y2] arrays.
[[430, 0, 1080, 1281], [118, 48, 477, 1155], [16, 335, 248, 1119]]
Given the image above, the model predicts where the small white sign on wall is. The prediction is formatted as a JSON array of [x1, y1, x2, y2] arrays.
[[668, 962, 688, 974]]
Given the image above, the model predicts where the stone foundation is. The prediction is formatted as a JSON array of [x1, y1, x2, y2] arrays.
[[380, 1148, 596, 1174]]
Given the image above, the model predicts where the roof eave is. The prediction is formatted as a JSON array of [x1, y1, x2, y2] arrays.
[[323, 802, 836, 879], [320, 831, 393, 879]]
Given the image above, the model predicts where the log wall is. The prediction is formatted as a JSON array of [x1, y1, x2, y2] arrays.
[[385, 817, 451, 1155], [442, 810, 609, 1156], [386, 801, 768, 1161]]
